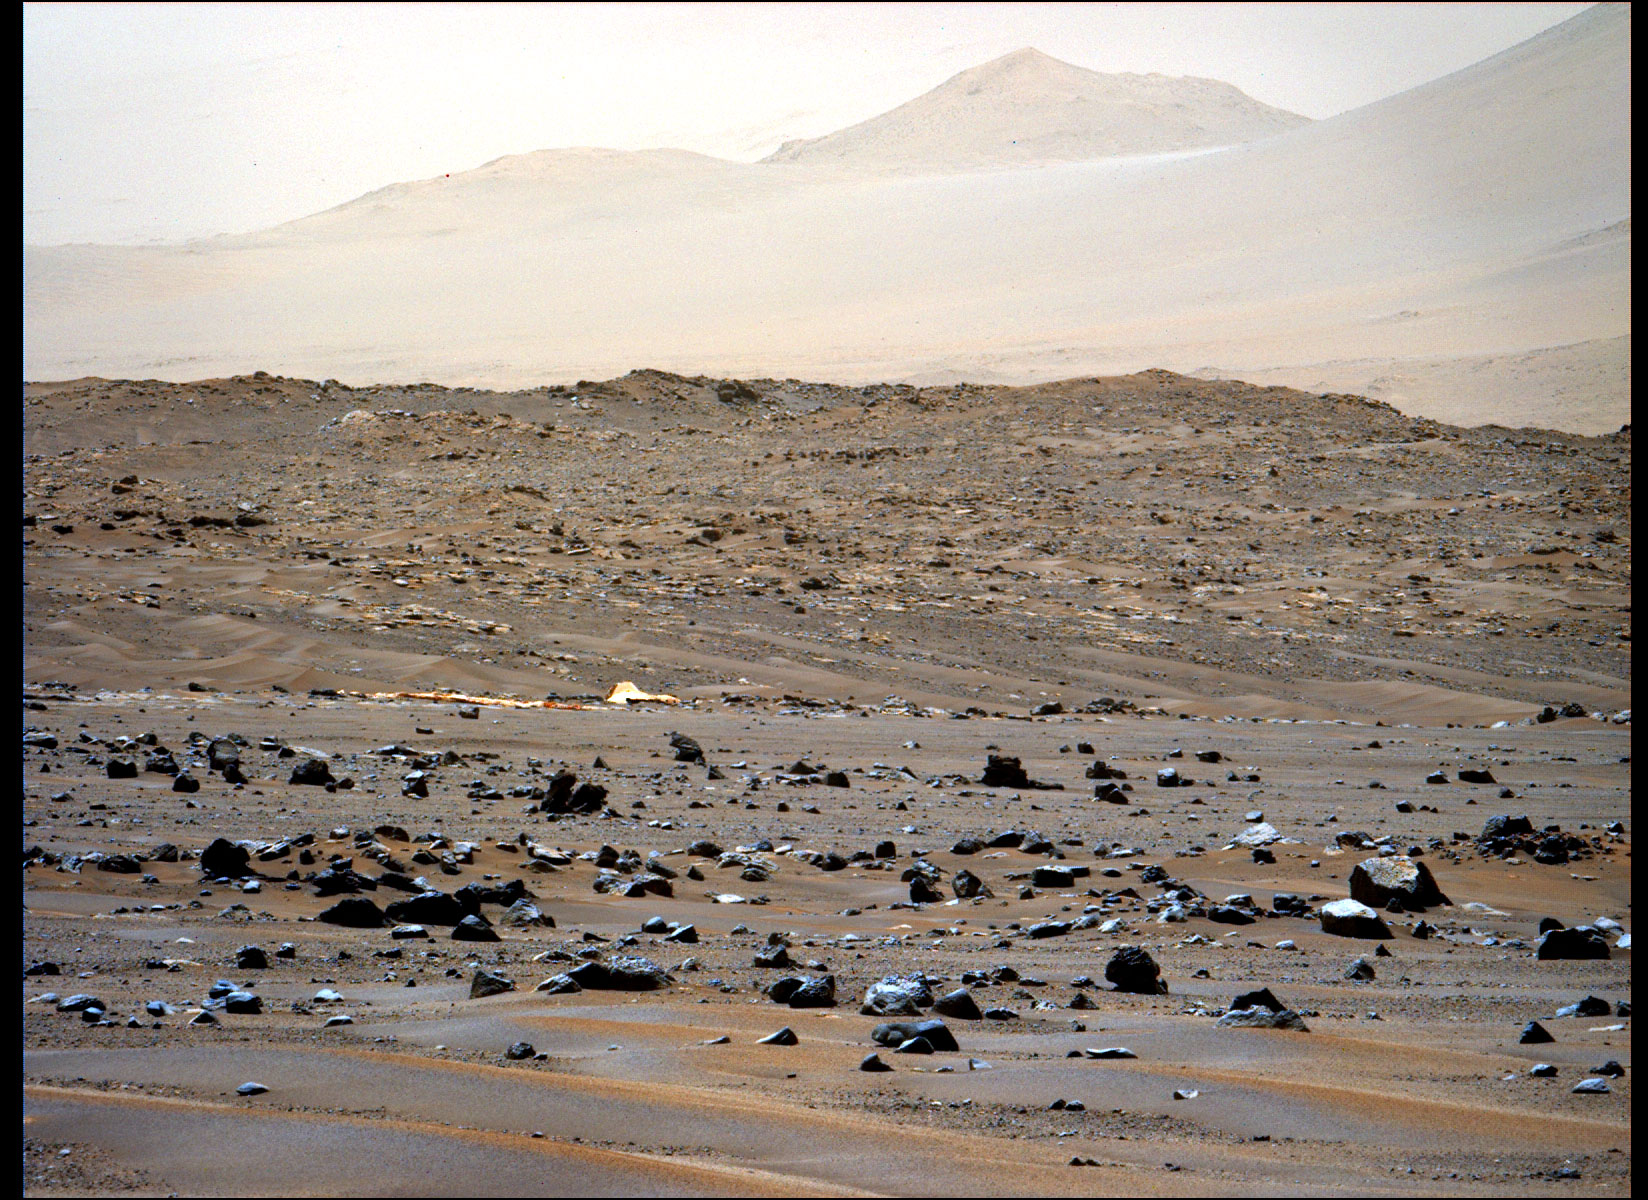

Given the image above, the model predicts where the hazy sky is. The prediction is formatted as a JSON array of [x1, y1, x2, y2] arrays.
[[25, 2, 1596, 246]]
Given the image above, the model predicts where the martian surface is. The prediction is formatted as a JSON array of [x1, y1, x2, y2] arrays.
[[22, 6, 1630, 1198]]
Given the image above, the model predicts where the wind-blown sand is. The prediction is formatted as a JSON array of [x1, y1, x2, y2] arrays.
[[22, 4, 1630, 434], [22, 368, 1631, 1196]]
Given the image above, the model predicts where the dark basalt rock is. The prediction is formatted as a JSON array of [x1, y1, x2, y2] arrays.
[[386, 891, 468, 925], [932, 988, 983, 1021], [1537, 927, 1610, 960], [317, 897, 386, 928], [199, 838, 252, 879], [289, 757, 335, 786], [1104, 946, 1166, 995], [872, 1018, 958, 1053], [451, 914, 500, 941]]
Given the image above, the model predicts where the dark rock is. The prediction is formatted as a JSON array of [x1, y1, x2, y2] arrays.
[[317, 897, 385, 928], [505, 1041, 535, 1059], [471, 969, 515, 998], [784, 974, 837, 1008], [289, 757, 335, 786], [859, 1052, 893, 1072], [1457, 767, 1497, 784], [1031, 866, 1074, 888], [1231, 987, 1287, 1012], [952, 868, 988, 899], [1519, 1021, 1554, 1044], [235, 945, 268, 970], [172, 773, 200, 793], [758, 1026, 798, 1045], [1537, 927, 1610, 960], [980, 755, 1030, 787], [1104, 946, 1166, 994], [600, 955, 672, 991], [385, 890, 469, 926], [1554, 996, 1612, 1018], [1345, 957, 1376, 981], [909, 876, 943, 904], [872, 1018, 958, 1052], [106, 757, 139, 779], [1480, 814, 1534, 840], [1217, 1007, 1309, 1031], [199, 838, 252, 879], [669, 732, 704, 763], [1028, 920, 1072, 939], [932, 988, 982, 1020], [452, 914, 500, 942]]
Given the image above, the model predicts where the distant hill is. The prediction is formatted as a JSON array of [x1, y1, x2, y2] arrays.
[[762, 48, 1310, 168], [23, 7, 1630, 433]]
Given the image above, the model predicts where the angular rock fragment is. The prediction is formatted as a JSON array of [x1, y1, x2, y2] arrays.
[[1104, 946, 1166, 994], [1319, 898, 1392, 939], [1348, 856, 1450, 911]]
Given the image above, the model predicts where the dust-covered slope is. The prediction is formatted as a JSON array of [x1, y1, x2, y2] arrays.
[[23, 6, 1631, 433], [762, 47, 1310, 168]]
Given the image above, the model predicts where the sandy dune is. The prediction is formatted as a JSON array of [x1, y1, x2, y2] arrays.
[[23, 5, 1630, 433]]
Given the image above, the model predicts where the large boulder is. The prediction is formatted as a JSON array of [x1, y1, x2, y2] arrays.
[[1480, 814, 1534, 841], [1347, 856, 1450, 911], [384, 890, 468, 926], [871, 1018, 958, 1053], [861, 974, 933, 1017], [470, 969, 515, 999], [980, 755, 1029, 787], [317, 897, 385, 928], [1537, 927, 1610, 960], [1319, 898, 1392, 939], [288, 757, 335, 786], [769, 974, 836, 1008], [932, 988, 983, 1020], [451, 914, 499, 942], [199, 838, 252, 879], [1104, 946, 1166, 994], [1218, 1006, 1309, 1031], [602, 955, 673, 990]]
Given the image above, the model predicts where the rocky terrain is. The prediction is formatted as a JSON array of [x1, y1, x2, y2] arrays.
[[21, 369, 1631, 1196]]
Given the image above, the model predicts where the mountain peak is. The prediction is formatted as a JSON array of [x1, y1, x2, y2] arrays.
[[764, 49, 1309, 169]]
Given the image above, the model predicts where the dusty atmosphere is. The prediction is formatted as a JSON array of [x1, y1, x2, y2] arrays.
[[22, 368, 1630, 1196], [23, 5, 1630, 434]]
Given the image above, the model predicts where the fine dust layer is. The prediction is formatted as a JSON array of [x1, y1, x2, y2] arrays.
[[22, 371, 1631, 1197]]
